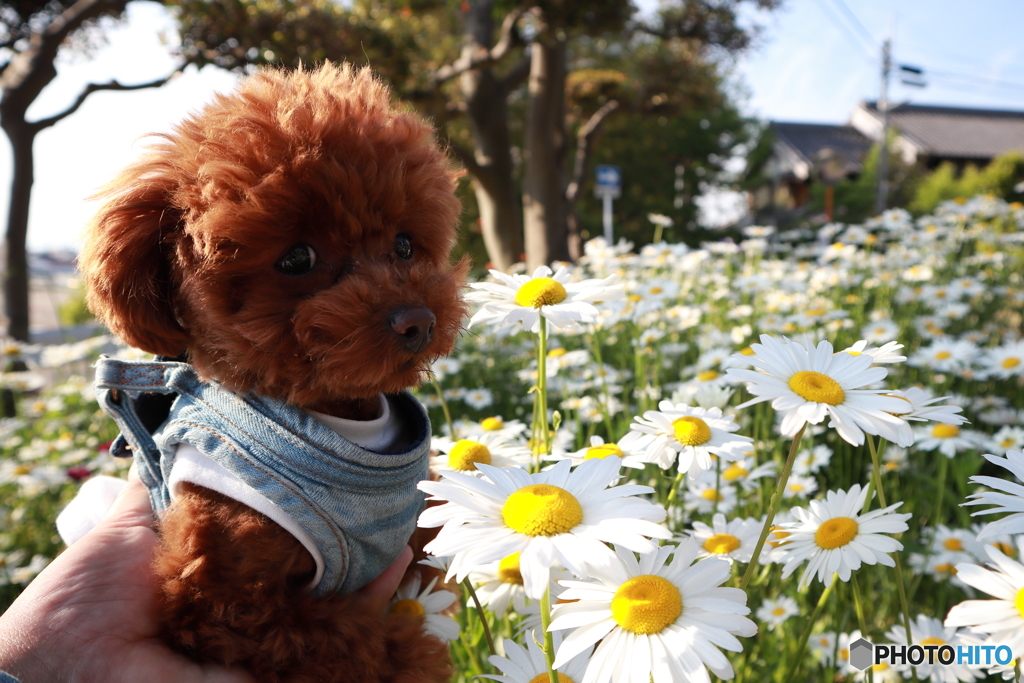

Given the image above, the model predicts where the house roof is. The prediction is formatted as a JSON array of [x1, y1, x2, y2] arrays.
[[861, 101, 1024, 160], [770, 122, 873, 167]]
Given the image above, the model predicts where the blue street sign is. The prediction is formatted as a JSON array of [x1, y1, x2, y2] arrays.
[[596, 165, 621, 189]]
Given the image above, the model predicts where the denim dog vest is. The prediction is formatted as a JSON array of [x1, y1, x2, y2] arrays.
[[94, 357, 430, 595]]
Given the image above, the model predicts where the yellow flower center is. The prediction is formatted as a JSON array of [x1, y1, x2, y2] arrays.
[[788, 371, 845, 405], [502, 484, 583, 537], [697, 370, 719, 382], [13, 464, 31, 475], [389, 599, 425, 618], [700, 489, 722, 501], [703, 533, 741, 555], [610, 575, 683, 635], [481, 417, 504, 431], [498, 552, 523, 584], [585, 443, 624, 460], [1003, 357, 1021, 369], [845, 350, 862, 356], [722, 464, 748, 481], [805, 308, 827, 316], [789, 483, 805, 493], [548, 348, 568, 358], [515, 278, 567, 308], [814, 517, 858, 549], [772, 607, 786, 616], [672, 416, 712, 446], [935, 563, 957, 575], [740, 346, 755, 356], [993, 542, 1015, 556], [935, 351, 952, 360], [1016, 587, 1024, 618], [628, 294, 643, 303], [931, 424, 960, 439], [840, 648, 850, 661], [921, 637, 946, 647], [650, 287, 663, 294], [447, 440, 492, 471], [768, 527, 790, 548], [528, 674, 573, 683], [1002, 439, 1017, 449], [873, 663, 890, 672], [943, 538, 963, 552]]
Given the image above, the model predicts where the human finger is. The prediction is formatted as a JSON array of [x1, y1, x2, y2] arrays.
[[355, 545, 413, 615]]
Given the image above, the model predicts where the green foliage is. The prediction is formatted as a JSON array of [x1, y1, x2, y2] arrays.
[[909, 151, 1024, 215], [57, 288, 94, 327]]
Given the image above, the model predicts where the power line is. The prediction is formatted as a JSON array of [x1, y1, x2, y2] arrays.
[[828, 0, 878, 51], [816, 0, 874, 59], [926, 69, 1024, 93]]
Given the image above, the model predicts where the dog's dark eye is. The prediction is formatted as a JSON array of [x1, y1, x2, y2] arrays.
[[394, 233, 413, 260], [275, 244, 317, 275]]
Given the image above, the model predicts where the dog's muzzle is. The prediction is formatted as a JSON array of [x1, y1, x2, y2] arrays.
[[389, 306, 435, 353]]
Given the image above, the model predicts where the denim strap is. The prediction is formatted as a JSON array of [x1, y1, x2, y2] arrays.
[[94, 357, 190, 511], [0, 671, 20, 683]]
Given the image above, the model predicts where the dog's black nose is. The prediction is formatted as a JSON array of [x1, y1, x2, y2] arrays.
[[389, 306, 436, 353]]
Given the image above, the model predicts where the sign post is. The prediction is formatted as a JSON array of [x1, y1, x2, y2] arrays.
[[594, 165, 621, 243]]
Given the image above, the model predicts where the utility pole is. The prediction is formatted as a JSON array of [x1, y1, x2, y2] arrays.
[[874, 38, 892, 215]]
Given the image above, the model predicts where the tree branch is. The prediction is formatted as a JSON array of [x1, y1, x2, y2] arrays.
[[444, 140, 484, 179], [499, 52, 531, 94], [30, 70, 183, 132], [429, 5, 525, 88], [565, 100, 620, 207]]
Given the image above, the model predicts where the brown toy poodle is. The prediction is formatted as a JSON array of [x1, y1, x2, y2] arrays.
[[77, 63, 467, 682]]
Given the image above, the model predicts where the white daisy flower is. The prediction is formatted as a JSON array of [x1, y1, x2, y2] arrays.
[[725, 335, 913, 447], [549, 541, 757, 683], [839, 339, 907, 364], [482, 630, 592, 683], [776, 484, 911, 588], [991, 426, 1024, 455], [418, 458, 670, 598], [430, 433, 533, 476], [792, 443, 833, 475], [463, 387, 495, 410], [862, 319, 900, 343], [964, 449, 1024, 540], [913, 423, 983, 458], [470, 552, 568, 618], [908, 338, 978, 374], [683, 482, 738, 516], [466, 265, 624, 333], [627, 402, 754, 480], [980, 340, 1024, 380], [686, 513, 761, 563], [884, 615, 980, 682], [755, 595, 799, 631], [886, 387, 967, 426], [703, 456, 776, 492], [808, 631, 837, 667], [782, 473, 818, 499], [550, 433, 648, 469], [387, 573, 459, 642], [449, 416, 529, 441]]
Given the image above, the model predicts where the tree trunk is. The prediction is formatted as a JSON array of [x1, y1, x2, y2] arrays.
[[459, 1, 522, 270], [522, 36, 569, 272], [2, 124, 35, 341]]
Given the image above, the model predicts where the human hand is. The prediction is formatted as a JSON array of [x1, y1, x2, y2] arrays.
[[0, 469, 253, 683]]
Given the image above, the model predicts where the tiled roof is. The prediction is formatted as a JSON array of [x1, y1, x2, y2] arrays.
[[770, 122, 873, 166], [862, 101, 1024, 160]]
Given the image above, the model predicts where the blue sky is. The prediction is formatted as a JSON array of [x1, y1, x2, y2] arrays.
[[6, 0, 1024, 251]]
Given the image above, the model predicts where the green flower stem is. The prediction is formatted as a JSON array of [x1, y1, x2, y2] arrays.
[[790, 576, 836, 678], [540, 585, 559, 683], [587, 331, 615, 432], [867, 435, 918, 681], [851, 574, 872, 683], [665, 469, 686, 509], [713, 454, 722, 516], [740, 424, 807, 590], [534, 316, 551, 471], [430, 376, 456, 441], [463, 577, 496, 657]]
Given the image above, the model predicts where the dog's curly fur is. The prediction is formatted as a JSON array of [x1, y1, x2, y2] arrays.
[[78, 63, 467, 682]]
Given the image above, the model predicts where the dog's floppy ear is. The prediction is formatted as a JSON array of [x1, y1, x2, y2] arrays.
[[79, 160, 191, 357]]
